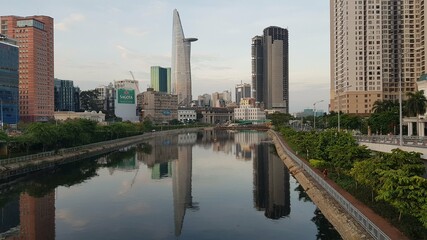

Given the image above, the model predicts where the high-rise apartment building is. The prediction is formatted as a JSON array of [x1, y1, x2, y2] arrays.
[[1, 15, 54, 122], [172, 9, 197, 107], [54, 79, 75, 111], [95, 83, 115, 115], [330, 0, 426, 114], [235, 83, 251, 106], [151, 66, 171, 93], [0, 34, 19, 124], [252, 27, 289, 113]]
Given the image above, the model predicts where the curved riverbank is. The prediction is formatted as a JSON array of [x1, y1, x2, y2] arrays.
[[0, 128, 203, 181], [268, 130, 407, 240]]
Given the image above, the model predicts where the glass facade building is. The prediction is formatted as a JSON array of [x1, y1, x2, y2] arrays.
[[151, 66, 171, 93], [172, 9, 197, 107], [54, 79, 76, 111], [252, 27, 289, 113], [1, 15, 54, 122], [0, 35, 19, 124]]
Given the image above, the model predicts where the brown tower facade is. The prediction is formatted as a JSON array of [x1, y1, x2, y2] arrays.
[[0, 15, 54, 122]]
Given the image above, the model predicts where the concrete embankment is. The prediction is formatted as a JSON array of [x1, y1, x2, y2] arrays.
[[268, 130, 408, 240], [0, 128, 202, 181]]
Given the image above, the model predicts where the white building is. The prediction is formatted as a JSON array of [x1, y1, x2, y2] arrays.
[[178, 108, 197, 123], [114, 79, 140, 122], [234, 98, 265, 122], [54, 111, 105, 122]]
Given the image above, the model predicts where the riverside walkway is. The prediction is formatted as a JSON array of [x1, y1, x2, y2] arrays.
[[270, 130, 407, 240]]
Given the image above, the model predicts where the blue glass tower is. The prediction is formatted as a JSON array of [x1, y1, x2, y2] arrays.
[[0, 34, 19, 125], [151, 66, 171, 93]]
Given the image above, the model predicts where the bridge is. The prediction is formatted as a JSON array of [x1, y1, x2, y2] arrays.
[[355, 135, 427, 159]]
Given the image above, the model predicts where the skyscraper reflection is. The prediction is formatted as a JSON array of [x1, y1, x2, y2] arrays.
[[0, 197, 19, 239], [253, 143, 290, 219], [173, 133, 197, 236], [1, 192, 55, 240]]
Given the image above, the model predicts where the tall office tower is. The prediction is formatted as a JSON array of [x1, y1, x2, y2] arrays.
[[172, 9, 197, 107], [252, 27, 289, 113], [1, 15, 54, 122], [330, 0, 426, 114], [54, 79, 75, 111], [0, 34, 19, 124], [235, 83, 251, 106], [151, 66, 171, 93]]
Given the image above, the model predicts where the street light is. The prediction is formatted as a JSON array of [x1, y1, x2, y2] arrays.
[[398, 39, 403, 146], [313, 100, 324, 129], [0, 99, 3, 131]]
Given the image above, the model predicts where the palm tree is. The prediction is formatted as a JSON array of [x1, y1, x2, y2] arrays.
[[372, 100, 399, 113], [405, 90, 427, 117]]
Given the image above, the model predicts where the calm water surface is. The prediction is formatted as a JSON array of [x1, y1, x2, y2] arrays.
[[0, 130, 341, 240]]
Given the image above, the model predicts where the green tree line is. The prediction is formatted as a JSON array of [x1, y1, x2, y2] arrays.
[[1, 119, 156, 156], [279, 126, 427, 238]]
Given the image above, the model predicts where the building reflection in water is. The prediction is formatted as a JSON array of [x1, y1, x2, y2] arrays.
[[0, 197, 20, 239], [173, 133, 198, 236], [253, 142, 291, 219], [138, 133, 198, 236], [0, 192, 55, 240], [234, 131, 265, 161], [0, 130, 292, 239]]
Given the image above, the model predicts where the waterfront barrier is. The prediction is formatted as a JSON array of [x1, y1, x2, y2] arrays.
[[0, 134, 145, 166], [270, 130, 392, 240]]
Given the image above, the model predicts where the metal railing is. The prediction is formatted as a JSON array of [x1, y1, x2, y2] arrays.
[[0, 134, 150, 166], [355, 135, 427, 148], [270, 130, 390, 240], [0, 127, 201, 166]]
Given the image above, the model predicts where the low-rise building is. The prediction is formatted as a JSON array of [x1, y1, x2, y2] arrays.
[[234, 98, 266, 122], [138, 88, 178, 123], [178, 108, 197, 123], [200, 107, 233, 125], [54, 111, 105, 122]]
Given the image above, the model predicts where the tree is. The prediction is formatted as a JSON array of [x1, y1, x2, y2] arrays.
[[368, 111, 399, 135], [267, 112, 294, 127], [80, 90, 102, 112], [372, 100, 399, 113], [25, 123, 58, 151], [376, 170, 427, 223], [351, 159, 384, 201], [406, 90, 427, 117]]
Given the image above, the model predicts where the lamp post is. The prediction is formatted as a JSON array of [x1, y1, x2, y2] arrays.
[[0, 99, 3, 131], [313, 100, 324, 129], [398, 40, 403, 146]]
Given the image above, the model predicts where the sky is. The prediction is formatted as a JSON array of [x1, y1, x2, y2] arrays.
[[2, 0, 331, 113]]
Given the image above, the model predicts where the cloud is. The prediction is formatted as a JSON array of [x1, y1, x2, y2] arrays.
[[57, 209, 88, 228], [55, 13, 85, 31], [123, 27, 148, 37], [116, 44, 130, 59]]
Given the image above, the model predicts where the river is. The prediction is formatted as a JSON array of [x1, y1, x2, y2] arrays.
[[0, 130, 341, 240]]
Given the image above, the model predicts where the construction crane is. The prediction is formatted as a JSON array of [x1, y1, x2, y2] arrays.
[[129, 71, 140, 92]]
